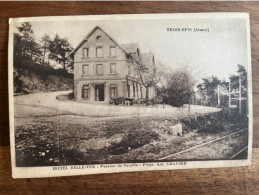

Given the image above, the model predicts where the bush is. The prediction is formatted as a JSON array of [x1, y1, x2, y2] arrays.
[[110, 97, 125, 105], [110, 97, 135, 105], [164, 92, 191, 107], [108, 131, 160, 155], [180, 108, 248, 134]]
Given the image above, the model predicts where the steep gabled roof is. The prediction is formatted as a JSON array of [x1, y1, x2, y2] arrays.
[[141, 52, 155, 67], [68, 26, 156, 69], [121, 43, 140, 54], [68, 26, 129, 57]]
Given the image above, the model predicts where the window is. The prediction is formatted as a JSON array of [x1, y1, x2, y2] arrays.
[[96, 35, 103, 43], [82, 64, 89, 75], [128, 65, 131, 75], [96, 64, 103, 75], [110, 63, 116, 74], [128, 65, 134, 76], [96, 47, 103, 57], [133, 83, 135, 98], [140, 85, 143, 98], [110, 84, 118, 98], [82, 85, 90, 99], [110, 46, 116, 57], [136, 84, 139, 98], [144, 68, 148, 73], [127, 85, 130, 97], [82, 48, 89, 58]]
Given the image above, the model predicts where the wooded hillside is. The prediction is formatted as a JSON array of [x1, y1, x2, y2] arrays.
[[13, 22, 74, 94]]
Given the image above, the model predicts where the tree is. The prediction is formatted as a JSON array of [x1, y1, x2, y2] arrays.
[[226, 65, 247, 113], [13, 33, 23, 62], [27, 39, 42, 61], [229, 64, 247, 96], [48, 34, 73, 72], [40, 34, 51, 65], [16, 22, 35, 58], [128, 53, 162, 105], [15, 22, 42, 65], [196, 65, 247, 108], [197, 76, 223, 107], [166, 68, 195, 107]]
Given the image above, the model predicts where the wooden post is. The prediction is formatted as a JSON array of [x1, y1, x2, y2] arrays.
[[205, 92, 208, 106], [217, 84, 220, 107], [239, 73, 242, 114], [231, 80, 233, 107]]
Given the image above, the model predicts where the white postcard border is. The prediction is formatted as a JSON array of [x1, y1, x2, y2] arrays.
[[8, 12, 253, 178]]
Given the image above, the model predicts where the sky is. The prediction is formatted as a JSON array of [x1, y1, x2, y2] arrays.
[[15, 16, 249, 81]]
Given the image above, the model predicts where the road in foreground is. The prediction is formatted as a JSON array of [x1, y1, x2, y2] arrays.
[[14, 91, 221, 118]]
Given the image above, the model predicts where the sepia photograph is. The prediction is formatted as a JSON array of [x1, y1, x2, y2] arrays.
[[8, 13, 252, 178]]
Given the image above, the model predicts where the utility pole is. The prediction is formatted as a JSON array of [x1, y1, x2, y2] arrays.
[[195, 92, 197, 105], [231, 79, 233, 107], [217, 84, 220, 107], [205, 91, 208, 106], [239, 72, 242, 114]]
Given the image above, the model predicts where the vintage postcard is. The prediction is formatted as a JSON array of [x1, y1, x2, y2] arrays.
[[8, 13, 252, 178]]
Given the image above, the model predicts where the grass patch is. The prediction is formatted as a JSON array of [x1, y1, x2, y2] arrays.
[[14, 108, 248, 166], [180, 108, 248, 133], [108, 130, 160, 155]]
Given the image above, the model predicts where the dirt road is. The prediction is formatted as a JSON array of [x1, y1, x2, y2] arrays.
[[14, 91, 222, 118]]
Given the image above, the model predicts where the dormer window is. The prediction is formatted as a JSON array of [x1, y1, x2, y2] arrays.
[[82, 48, 89, 58], [96, 35, 103, 43]]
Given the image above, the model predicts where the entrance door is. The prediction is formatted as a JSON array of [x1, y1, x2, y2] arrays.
[[95, 84, 104, 101], [127, 85, 130, 98]]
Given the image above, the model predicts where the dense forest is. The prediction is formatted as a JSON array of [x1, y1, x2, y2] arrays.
[[13, 22, 74, 94]]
